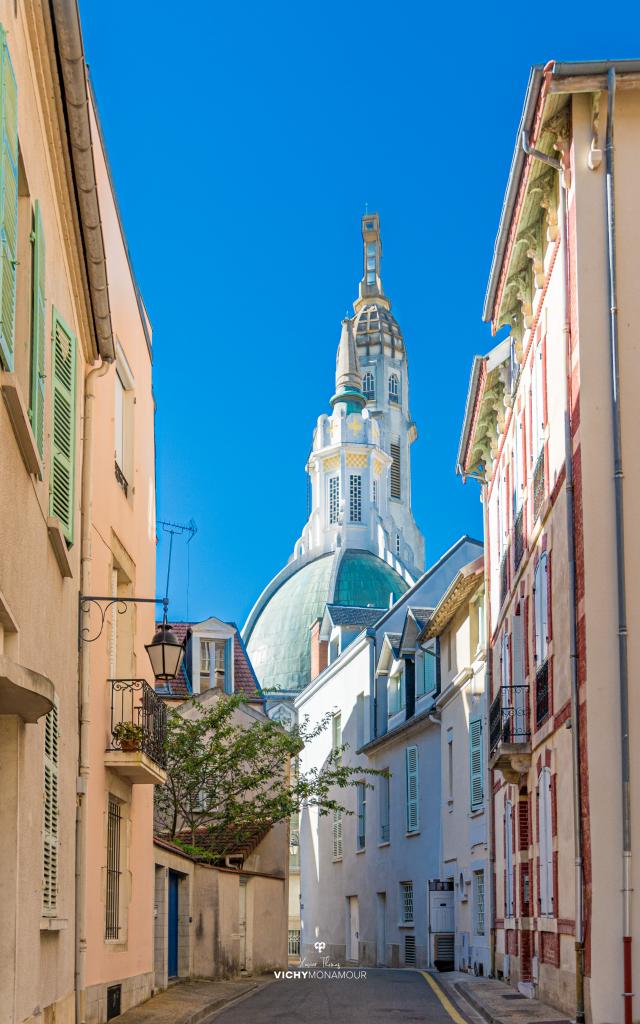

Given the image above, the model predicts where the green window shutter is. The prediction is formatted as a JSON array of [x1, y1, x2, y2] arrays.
[[405, 744, 419, 833], [0, 27, 17, 370], [30, 200, 46, 457], [49, 311, 77, 543], [470, 718, 483, 810], [42, 700, 59, 916]]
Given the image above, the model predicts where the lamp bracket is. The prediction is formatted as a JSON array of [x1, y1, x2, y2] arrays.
[[78, 595, 168, 647]]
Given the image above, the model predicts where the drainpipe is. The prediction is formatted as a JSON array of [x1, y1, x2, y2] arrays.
[[76, 358, 112, 1024], [481, 483, 497, 979], [521, 130, 586, 1022], [603, 68, 633, 1024]]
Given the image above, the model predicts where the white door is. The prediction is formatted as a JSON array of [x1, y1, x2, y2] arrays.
[[376, 893, 386, 965], [430, 889, 454, 933], [348, 896, 359, 961]]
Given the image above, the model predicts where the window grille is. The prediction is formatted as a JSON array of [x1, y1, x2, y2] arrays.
[[404, 934, 417, 966], [474, 871, 485, 935], [357, 782, 366, 850], [396, 533, 400, 556], [400, 881, 414, 923], [332, 808, 343, 859], [390, 442, 401, 498], [389, 374, 399, 404], [106, 798, 122, 939], [363, 370, 375, 401], [42, 702, 59, 916], [349, 474, 362, 522], [373, 478, 378, 505], [329, 476, 340, 525], [288, 929, 301, 956]]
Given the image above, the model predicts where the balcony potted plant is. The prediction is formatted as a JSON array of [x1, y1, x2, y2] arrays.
[[113, 721, 143, 753]]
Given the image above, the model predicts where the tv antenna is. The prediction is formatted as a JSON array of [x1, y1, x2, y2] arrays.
[[157, 519, 198, 613]]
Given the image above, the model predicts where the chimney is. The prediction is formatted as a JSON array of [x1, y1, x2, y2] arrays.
[[309, 618, 328, 680]]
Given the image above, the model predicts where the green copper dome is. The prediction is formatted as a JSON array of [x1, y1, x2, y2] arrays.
[[245, 549, 409, 693]]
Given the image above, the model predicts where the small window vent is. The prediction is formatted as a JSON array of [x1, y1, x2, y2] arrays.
[[404, 934, 417, 966]]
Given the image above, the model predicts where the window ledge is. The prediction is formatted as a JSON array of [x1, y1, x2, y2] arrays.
[[405, 831, 421, 838], [332, 857, 343, 864], [356, 847, 366, 855], [398, 923, 414, 929], [47, 518, 73, 578], [378, 841, 391, 849], [1, 372, 43, 479], [40, 917, 68, 931]]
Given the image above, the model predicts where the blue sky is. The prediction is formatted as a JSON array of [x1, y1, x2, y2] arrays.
[[82, 0, 635, 627]]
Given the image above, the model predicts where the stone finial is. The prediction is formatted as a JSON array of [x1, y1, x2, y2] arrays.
[[331, 318, 366, 412]]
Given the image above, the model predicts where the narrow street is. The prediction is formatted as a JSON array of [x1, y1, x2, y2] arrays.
[[215, 969, 468, 1024]]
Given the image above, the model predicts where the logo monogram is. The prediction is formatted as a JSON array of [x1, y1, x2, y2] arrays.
[[314, 941, 326, 953]]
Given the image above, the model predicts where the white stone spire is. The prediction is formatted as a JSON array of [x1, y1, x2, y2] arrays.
[[331, 318, 366, 412]]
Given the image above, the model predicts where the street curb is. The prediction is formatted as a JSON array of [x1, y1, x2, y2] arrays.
[[198, 978, 270, 1019], [452, 981, 497, 1024]]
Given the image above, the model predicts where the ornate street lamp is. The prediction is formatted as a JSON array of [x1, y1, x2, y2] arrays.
[[145, 614, 185, 681]]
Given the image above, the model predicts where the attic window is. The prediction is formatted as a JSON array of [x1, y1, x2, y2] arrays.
[[390, 442, 401, 499]]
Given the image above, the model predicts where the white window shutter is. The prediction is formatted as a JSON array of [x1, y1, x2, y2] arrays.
[[406, 745, 419, 833]]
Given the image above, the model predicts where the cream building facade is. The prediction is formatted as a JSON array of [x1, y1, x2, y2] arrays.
[[458, 58, 640, 1024]]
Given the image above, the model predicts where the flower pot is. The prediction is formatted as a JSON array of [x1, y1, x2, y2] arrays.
[[120, 738, 141, 752]]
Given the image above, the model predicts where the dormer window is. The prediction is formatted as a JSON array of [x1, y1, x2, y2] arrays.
[[199, 637, 232, 693], [363, 371, 375, 401], [388, 373, 400, 404]]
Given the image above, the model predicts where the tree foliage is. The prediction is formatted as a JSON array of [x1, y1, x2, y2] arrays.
[[154, 693, 383, 862]]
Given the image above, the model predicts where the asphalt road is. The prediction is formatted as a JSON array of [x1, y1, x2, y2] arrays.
[[213, 968, 467, 1024]]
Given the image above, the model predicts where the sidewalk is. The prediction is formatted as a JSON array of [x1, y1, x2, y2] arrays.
[[436, 971, 572, 1024], [113, 978, 271, 1024]]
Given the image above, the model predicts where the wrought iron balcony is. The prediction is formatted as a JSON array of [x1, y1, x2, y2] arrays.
[[499, 550, 508, 608], [535, 660, 550, 727], [514, 506, 524, 571], [105, 678, 167, 784], [533, 449, 545, 522], [489, 685, 531, 783], [115, 460, 129, 497]]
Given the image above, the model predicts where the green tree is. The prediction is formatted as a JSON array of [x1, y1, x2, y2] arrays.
[[155, 693, 382, 861]]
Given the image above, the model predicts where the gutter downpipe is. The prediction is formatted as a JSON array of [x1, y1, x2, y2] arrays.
[[522, 128, 586, 1023], [75, 358, 112, 1024], [604, 68, 633, 1024], [482, 485, 496, 979]]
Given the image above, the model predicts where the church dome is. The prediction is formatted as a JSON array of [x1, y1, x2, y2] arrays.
[[245, 549, 409, 693]]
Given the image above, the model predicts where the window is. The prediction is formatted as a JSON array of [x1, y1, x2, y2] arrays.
[[379, 772, 390, 843], [388, 373, 399, 404], [349, 474, 362, 523], [538, 767, 554, 915], [288, 929, 301, 956], [332, 808, 343, 859], [42, 702, 59, 916], [328, 476, 340, 525], [200, 638, 230, 691], [332, 712, 342, 762], [50, 311, 77, 544], [356, 691, 366, 748], [114, 346, 135, 494], [395, 533, 400, 557], [514, 419, 524, 511], [534, 553, 549, 667], [390, 441, 401, 498], [447, 729, 454, 804], [470, 718, 483, 810], [474, 871, 485, 935], [400, 881, 414, 923], [0, 33, 18, 373], [505, 799, 514, 917], [356, 782, 366, 850], [363, 370, 375, 401], [372, 477, 378, 506], [416, 641, 437, 697], [531, 344, 545, 458], [388, 671, 405, 716], [29, 200, 46, 458], [404, 934, 417, 966], [366, 241, 377, 285], [115, 371, 125, 472], [405, 745, 419, 833], [106, 797, 122, 939]]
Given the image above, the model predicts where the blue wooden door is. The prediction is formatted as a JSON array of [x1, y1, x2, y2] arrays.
[[168, 871, 179, 978]]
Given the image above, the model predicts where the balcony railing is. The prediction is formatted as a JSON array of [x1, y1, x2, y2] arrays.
[[499, 550, 508, 608], [514, 506, 524, 571], [109, 678, 167, 768], [535, 661, 550, 727], [489, 686, 530, 757], [115, 460, 129, 497], [533, 449, 545, 522]]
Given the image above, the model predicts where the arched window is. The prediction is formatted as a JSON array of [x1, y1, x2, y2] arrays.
[[388, 373, 400, 404], [363, 371, 375, 401]]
